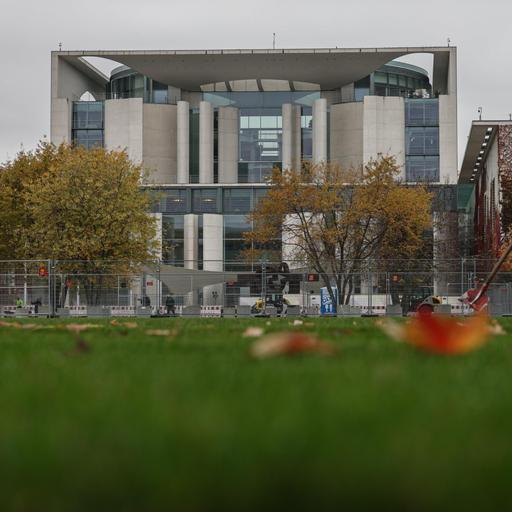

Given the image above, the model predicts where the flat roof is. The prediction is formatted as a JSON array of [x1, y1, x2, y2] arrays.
[[459, 120, 512, 183], [54, 46, 455, 92]]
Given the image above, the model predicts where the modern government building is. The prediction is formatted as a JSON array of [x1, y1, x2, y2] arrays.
[[50, 47, 459, 275]]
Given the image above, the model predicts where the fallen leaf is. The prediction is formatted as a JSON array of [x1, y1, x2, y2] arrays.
[[488, 320, 506, 336], [243, 326, 264, 338], [146, 329, 176, 337], [66, 324, 101, 334], [378, 314, 492, 355], [251, 332, 337, 359], [0, 321, 22, 328], [74, 337, 91, 353], [110, 320, 138, 329], [375, 319, 405, 343]]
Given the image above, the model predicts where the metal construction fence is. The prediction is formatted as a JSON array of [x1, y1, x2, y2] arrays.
[[1, 259, 510, 318]]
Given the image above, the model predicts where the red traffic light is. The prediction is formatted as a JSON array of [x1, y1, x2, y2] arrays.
[[307, 274, 319, 282]]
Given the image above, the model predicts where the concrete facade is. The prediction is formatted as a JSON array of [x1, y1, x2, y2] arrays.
[[202, 214, 224, 271], [218, 106, 239, 183], [177, 101, 190, 184], [184, 214, 199, 270], [199, 101, 214, 184], [330, 102, 364, 169], [142, 103, 177, 183], [312, 98, 328, 164], [363, 96, 406, 177], [51, 98, 73, 145], [104, 98, 143, 164], [282, 103, 301, 171], [50, 46, 459, 275]]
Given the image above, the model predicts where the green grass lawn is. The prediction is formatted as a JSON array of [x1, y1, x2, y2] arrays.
[[1, 317, 512, 511]]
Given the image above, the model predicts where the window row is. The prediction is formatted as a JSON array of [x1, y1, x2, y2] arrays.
[[151, 188, 270, 214]]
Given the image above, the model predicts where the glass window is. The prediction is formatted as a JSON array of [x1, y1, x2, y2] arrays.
[[224, 215, 252, 239], [406, 128, 439, 156], [162, 189, 188, 213], [162, 240, 184, 264], [406, 156, 440, 182], [193, 189, 218, 213], [374, 72, 388, 84], [405, 99, 439, 126], [223, 189, 252, 213], [388, 74, 398, 86], [162, 215, 184, 239]]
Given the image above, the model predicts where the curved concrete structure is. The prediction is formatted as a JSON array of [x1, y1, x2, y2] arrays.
[[53, 47, 455, 93]]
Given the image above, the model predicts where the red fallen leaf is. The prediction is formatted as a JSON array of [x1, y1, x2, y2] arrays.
[[251, 331, 337, 359], [378, 313, 492, 355]]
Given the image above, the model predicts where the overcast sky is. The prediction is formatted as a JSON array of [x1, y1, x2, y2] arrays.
[[0, 0, 510, 165]]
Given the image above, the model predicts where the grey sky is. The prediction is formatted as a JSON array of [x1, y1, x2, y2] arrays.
[[0, 0, 510, 166]]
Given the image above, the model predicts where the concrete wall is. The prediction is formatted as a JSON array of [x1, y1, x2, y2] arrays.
[[203, 214, 224, 271], [51, 55, 105, 102], [312, 98, 328, 164], [184, 214, 199, 270], [104, 98, 143, 164], [218, 106, 239, 183], [363, 96, 405, 177], [199, 101, 214, 183], [439, 95, 458, 184], [282, 104, 301, 171], [177, 101, 190, 184], [50, 98, 72, 144], [330, 102, 364, 169], [142, 103, 178, 184]]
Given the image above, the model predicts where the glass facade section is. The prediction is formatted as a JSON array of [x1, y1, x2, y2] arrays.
[[301, 107, 313, 160], [223, 189, 252, 213], [406, 127, 439, 156], [149, 187, 268, 215], [72, 102, 104, 149], [193, 189, 219, 213], [405, 99, 439, 126], [162, 215, 184, 264], [406, 157, 440, 182], [204, 91, 319, 183], [239, 108, 282, 183], [108, 71, 170, 104], [405, 99, 440, 182]]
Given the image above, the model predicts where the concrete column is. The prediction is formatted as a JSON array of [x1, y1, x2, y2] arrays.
[[282, 103, 301, 171], [203, 214, 224, 271], [184, 214, 198, 270], [199, 101, 214, 183], [177, 101, 190, 184], [312, 98, 328, 164], [218, 106, 239, 183]]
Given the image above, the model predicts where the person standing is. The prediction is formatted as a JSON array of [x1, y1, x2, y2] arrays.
[[165, 294, 176, 316]]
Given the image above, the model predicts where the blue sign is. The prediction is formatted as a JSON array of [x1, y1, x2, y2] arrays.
[[320, 287, 338, 315]]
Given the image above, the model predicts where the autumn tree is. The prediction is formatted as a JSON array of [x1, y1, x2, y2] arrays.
[[0, 142, 157, 304], [245, 156, 432, 308]]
